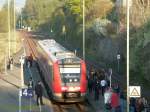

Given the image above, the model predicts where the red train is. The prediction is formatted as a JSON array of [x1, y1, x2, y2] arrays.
[[26, 38, 87, 102]]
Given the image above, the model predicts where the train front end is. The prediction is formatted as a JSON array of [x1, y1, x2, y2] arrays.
[[52, 57, 87, 102]]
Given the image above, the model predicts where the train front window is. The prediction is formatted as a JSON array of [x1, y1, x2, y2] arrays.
[[59, 65, 81, 85]]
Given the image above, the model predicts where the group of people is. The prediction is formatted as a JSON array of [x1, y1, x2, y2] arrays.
[[104, 86, 124, 112], [26, 54, 44, 106], [88, 68, 108, 99], [87, 68, 124, 112], [130, 97, 148, 112], [28, 77, 44, 106], [87, 68, 149, 112]]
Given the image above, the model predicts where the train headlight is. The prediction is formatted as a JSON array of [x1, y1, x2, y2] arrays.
[[74, 78, 77, 82], [69, 79, 72, 82]]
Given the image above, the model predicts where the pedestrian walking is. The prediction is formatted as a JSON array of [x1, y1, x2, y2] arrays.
[[136, 98, 144, 112], [111, 89, 120, 112], [104, 87, 112, 111], [92, 70, 97, 92], [89, 67, 94, 78], [130, 98, 136, 112], [114, 83, 120, 95], [10, 56, 14, 70], [7, 59, 11, 70], [88, 68, 94, 94], [88, 78, 93, 94], [28, 54, 33, 67], [142, 97, 148, 112], [94, 77, 100, 101], [10, 56, 14, 64], [100, 79, 107, 96], [26, 54, 33, 68], [120, 91, 125, 112], [27, 60, 31, 68], [35, 81, 44, 105]]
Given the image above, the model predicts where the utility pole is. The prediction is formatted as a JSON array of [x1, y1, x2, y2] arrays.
[[127, 0, 130, 111], [20, 56, 24, 87], [19, 39, 26, 112], [8, 0, 11, 58], [21, 14, 22, 29], [14, 0, 16, 53], [20, 39, 25, 88], [82, 0, 85, 60], [14, 0, 17, 52]]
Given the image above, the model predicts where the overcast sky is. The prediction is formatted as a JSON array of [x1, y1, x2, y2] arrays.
[[0, 0, 26, 11]]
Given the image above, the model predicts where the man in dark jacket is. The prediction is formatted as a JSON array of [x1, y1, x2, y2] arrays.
[[94, 77, 100, 101], [35, 81, 43, 105]]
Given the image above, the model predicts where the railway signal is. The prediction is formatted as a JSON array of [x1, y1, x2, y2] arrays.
[[117, 54, 120, 73]]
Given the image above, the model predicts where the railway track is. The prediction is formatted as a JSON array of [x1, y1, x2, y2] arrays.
[[52, 102, 88, 112], [21, 31, 94, 112], [29, 31, 126, 88], [21, 31, 128, 111]]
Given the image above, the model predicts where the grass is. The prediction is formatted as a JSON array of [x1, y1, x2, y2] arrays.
[[0, 32, 21, 72]]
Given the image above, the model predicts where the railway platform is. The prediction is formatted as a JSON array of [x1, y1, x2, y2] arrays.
[[0, 47, 106, 112], [86, 88, 127, 112], [0, 30, 127, 112], [0, 48, 52, 112], [87, 92, 127, 112], [2, 53, 126, 112]]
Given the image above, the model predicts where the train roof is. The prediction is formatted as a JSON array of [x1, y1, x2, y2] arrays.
[[38, 39, 80, 62]]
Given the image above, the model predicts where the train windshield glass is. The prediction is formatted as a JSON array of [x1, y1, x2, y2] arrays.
[[59, 64, 81, 84]]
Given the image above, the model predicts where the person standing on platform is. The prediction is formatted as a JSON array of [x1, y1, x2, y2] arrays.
[[88, 68, 94, 94], [101, 79, 107, 96], [10, 56, 14, 70], [94, 77, 100, 101], [88, 77, 93, 94], [104, 87, 112, 111], [120, 91, 126, 112], [130, 98, 136, 112], [111, 89, 120, 112], [35, 81, 44, 105], [26, 54, 33, 68], [7, 59, 11, 70], [136, 98, 144, 112], [114, 83, 120, 95], [29, 54, 33, 67]]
